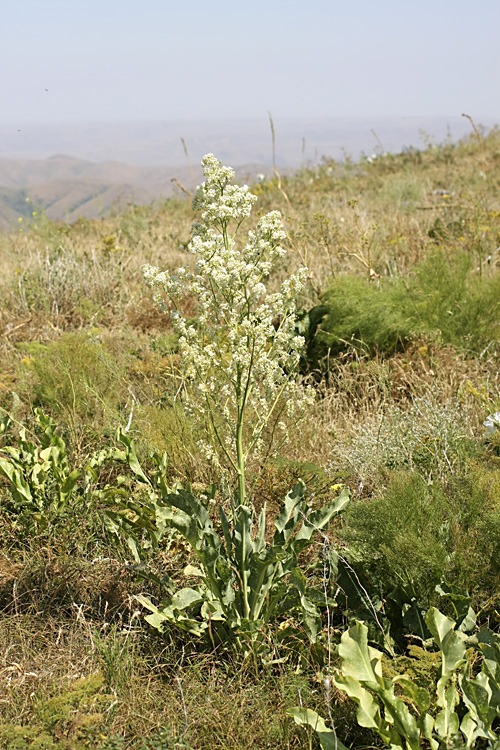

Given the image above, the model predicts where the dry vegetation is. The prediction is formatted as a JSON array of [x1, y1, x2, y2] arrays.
[[1, 124, 500, 749]]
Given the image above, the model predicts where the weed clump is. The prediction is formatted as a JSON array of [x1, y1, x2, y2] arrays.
[[332, 394, 479, 480], [17, 332, 129, 446], [302, 248, 500, 377], [340, 466, 500, 605]]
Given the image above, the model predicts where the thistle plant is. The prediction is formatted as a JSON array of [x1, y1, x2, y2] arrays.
[[142, 154, 313, 505]]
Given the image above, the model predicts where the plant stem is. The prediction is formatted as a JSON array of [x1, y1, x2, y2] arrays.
[[236, 368, 247, 507]]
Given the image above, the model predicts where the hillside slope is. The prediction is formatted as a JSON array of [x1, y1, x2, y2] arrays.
[[0, 155, 273, 228]]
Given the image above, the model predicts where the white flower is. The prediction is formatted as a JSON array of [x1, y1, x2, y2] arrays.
[[484, 412, 500, 435]]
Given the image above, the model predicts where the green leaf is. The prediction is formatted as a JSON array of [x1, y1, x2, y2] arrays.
[[435, 582, 476, 633], [434, 682, 460, 739], [233, 503, 253, 558], [126, 535, 141, 563], [478, 628, 500, 705], [288, 568, 322, 642], [332, 674, 383, 731], [137, 593, 207, 637], [170, 587, 205, 610], [184, 564, 203, 577], [102, 510, 123, 536], [143, 609, 170, 632], [460, 711, 479, 748], [254, 505, 267, 553], [200, 599, 225, 621], [378, 687, 420, 749], [287, 707, 349, 750], [60, 468, 80, 500], [337, 622, 384, 688], [417, 713, 438, 750], [116, 428, 150, 484], [246, 553, 280, 620], [274, 481, 306, 539], [426, 607, 466, 677], [304, 488, 350, 531], [0, 411, 12, 437], [395, 675, 431, 713], [0, 455, 33, 504], [460, 669, 497, 736], [219, 506, 232, 555], [166, 490, 210, 530], [162, 506, 205, 549]]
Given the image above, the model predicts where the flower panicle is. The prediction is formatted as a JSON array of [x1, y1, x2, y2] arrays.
[[192, 153, 257, 225], [141, 153, 313, 480]]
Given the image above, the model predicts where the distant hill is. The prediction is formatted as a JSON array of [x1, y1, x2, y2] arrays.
[[0, 155, 274, 229], [1, 116, 497, 230], [0, 154, 192, 228]]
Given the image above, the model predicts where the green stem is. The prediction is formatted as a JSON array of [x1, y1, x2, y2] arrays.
[[205, 396, 239, 474], [236, 336, 257, 505], [235, 365, 253, 620], [235, 368, 247, 507]]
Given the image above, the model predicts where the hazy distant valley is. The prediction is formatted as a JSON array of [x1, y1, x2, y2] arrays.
[[0, 115, 496, 229], [0, 155, 206, 229]]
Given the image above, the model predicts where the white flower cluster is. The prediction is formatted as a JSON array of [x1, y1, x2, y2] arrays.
[[142, 154, 313, 482], [192, 153, 257, 224]]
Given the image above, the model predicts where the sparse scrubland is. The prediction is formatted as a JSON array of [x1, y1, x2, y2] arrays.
[[1, 126, 500, 749]]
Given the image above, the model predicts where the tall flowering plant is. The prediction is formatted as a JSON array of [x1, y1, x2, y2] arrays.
[[142, 154, 313, 505], [139, 157, 349, 651]]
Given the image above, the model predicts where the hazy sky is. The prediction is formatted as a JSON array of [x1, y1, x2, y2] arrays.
[[2, 0, 499, 124]]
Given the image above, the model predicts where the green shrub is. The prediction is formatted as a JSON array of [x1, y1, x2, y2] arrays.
[[18, 332, 128, 445], [406, 249, 500, 352], [304, 275, 414, 368], [0, 408, 87, 536], [301, 249, 500, 374], [339, 468, 500, 605], [342, 472, 451, 603]]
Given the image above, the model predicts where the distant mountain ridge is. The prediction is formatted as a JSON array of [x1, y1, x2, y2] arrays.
[[0, 154, 190, 190], [0, 154, 270, 229], [1, 116, 497, 230]]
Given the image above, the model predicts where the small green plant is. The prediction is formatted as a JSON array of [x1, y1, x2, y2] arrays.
[[291, 607, 500, 750], [300, 248, 500, 375], [92, 624, 137, 693], [0, 408, 84, 532], [138, 481, 350, 656], [301, 275, 414, 373], [100, 427, 184, 562], [0, 411, 160, 544]]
